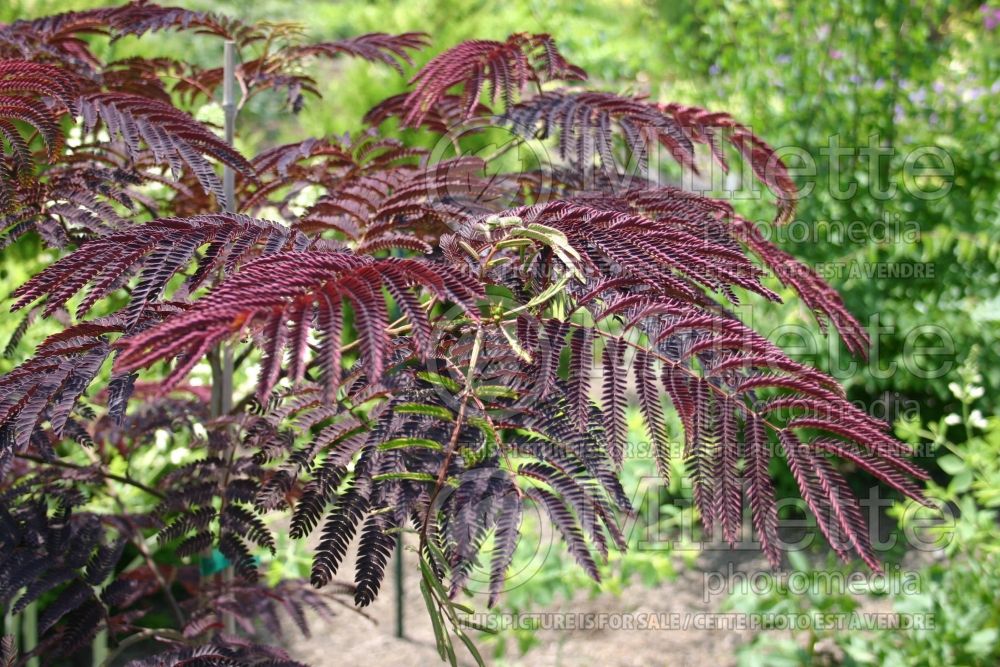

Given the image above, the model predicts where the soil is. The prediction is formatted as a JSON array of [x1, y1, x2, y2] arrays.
[[288, 499, 941, 667], [290, 538, 769, 667]]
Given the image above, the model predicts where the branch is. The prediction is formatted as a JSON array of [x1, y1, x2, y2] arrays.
[[420, 325, 484, 548], [14, 454, 165, 499]]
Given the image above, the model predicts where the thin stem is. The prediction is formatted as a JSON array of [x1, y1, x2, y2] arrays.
[[420, 326, 484, 548], [115, 513, 186, 630], [77, 449, 186, 629], [211, 39, 239, 637], [102, 628, 190, 667], [14, 454, 164, 499]]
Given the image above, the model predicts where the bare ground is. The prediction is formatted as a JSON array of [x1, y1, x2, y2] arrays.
[[290, 538, 769, 667]]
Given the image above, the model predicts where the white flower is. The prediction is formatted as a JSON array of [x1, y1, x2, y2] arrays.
[[969, 386, 985, 400], [944, 413, 961, 426], [948, 382, 962, 399], [969, 410, 988, 430]]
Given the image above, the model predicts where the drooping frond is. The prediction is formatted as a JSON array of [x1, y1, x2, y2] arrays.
[[242, 132, 428, 219], [106, 1, 260, 44], [0, 60, 80, 208], [153, 451, 277, 584], [11, 213, 307, 321], [487, 482, 521, 607], [0, 307, 180, 467], [0, 325, 112, 464], [113, 252, 484, 398], [0, 59, 78, 132], [0, 9, 113, 70], [502, 91, 797, 221], [402, 33, 586, 126], [245, 352, 629, 604], [78, 92, 255, 205], [481, 199, 779, 303], [170, 32, 427, 113], [734, 216, 871, 357], [0, 498, 112, 657], [278, 144, 502, 252], [288, 32, 429, 75], [449, 202, 927, 568], [0, 161, 142, 249], [661, 103, 797, 223], [501, 91, 695, 176], [589, 185, 865, 352], [598, 298, 926, 568]]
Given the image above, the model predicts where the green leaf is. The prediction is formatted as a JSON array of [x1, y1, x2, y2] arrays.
[[378, 437, 443, 451], [457, 630, 487, 666], [950, 469, 973, 494], [504, 271, 573, 317], [420, 578, 453, 664], [420, 556, 452, 605], [395, 403, 453, 420], [474, 384, 518, 399], [457, 616, 497, 634], [498, 322, 533, 362], [511, 223, 584, 280], [937, 454, 966, 475], [466, 416, 499, 449], [967, 628, 999, 656], [371, 472, 438, 483], [417, 371, 461, 392]]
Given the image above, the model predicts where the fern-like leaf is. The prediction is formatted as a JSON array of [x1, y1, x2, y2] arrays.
[[78, 92, 255, 206], [403, 33, 586, 126], [11, 213, 306, 320], [113, 252, 484, 398], [289, 32, 428, 75]]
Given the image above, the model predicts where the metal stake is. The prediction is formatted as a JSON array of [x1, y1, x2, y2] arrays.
[[394, 538, 405, 639]]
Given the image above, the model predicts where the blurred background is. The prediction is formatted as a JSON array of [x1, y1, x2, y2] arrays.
[[2, 1, 998, 665]]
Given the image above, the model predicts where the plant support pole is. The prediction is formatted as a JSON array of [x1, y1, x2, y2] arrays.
[[2, 607, 17, 660], [218, 39, 238, 637], [222, 40, 236, 217], [21, 601, 37, 667], [394, 539, 405, 638], [208, 39, 236, 418], [219, 38, 236, 415]]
